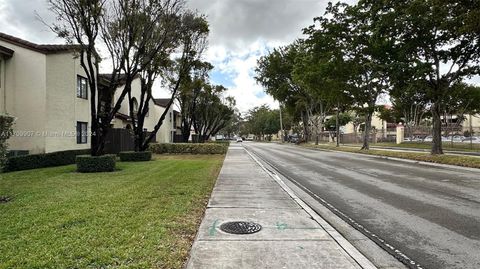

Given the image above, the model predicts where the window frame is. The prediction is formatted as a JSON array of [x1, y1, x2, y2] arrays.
[[76, 121, 88, 144], [76, 75, 88, 99]]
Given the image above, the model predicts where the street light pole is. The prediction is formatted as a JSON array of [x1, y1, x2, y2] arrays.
[[279, 102, 285, 143]]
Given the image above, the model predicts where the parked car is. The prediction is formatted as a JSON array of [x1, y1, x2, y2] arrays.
[[462, 137, 480, 143], [289, 135, 299, 144], [423, 136, 433, 142], [236, 138, 243, 143], [448, 135, 464, 142], [405, 136, 422, 142]]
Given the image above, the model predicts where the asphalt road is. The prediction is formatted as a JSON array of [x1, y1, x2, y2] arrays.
[[243, 142, 480, 269]]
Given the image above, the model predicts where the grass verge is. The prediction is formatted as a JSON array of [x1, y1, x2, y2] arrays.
[[372, 142, 480, 152], [300, 144, 480, 169], [0, 154, 224, 269]]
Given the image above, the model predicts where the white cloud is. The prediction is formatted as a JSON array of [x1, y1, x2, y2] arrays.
[[205, 40, 278, 113]]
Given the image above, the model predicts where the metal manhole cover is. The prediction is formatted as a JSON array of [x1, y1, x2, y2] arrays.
[[220, 221, 262, 234]]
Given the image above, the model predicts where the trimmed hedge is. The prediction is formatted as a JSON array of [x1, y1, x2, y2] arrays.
[[4, 149, 90, 172], [119, 151, 152, 162], [208, 141, 231, 146], [150, 143, 228, 155], [76, 154, 116, 173]]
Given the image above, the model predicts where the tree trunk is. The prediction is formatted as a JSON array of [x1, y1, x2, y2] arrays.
[[431, 103, 444, 154], [90, 120, 101, 156], [302, 110, 309, 142], [361, 112, 373, 150]]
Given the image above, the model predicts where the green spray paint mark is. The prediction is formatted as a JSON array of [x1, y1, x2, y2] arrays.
[[208, 219, 219, 236], [276, 222, 288, 230]]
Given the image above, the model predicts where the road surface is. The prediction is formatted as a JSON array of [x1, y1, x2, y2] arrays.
[[244, 142, 480, 269]]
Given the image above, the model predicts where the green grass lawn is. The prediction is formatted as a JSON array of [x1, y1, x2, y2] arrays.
[[372, 142, 480, 152], [0, 155, 224, 269], [301, 144, 480, 169]]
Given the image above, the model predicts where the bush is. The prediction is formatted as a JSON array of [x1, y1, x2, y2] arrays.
[[76, 155, 116, 173], [4, 149, 90, 172], [0, 115, 15, 171], [149, 143, 228, 155], [208, 140, 231, 146], [119, 151, 152, 162]]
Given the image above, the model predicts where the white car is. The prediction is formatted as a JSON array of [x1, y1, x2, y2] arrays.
[[423, 136, 433, 142], [236, 138, 243, 143], [462, 137, 480, 143]]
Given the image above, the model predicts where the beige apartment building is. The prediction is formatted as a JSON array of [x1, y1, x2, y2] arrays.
[[109, 76, 181, 143], [0, 32, 90, 154], [0, 32, 179, 154]]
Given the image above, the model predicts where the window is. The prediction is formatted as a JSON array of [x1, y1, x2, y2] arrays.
[[76, 122, 88, 144], [77, 76, 88, 99], [169, 112, 172, 122], [132, 98, 139, 115]]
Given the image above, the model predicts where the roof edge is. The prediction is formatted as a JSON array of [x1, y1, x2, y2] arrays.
[[0, 32, 80, 54]]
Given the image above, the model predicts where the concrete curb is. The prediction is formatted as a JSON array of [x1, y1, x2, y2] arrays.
[[244, 147, 378, 269], [368, 146, 480, 157]]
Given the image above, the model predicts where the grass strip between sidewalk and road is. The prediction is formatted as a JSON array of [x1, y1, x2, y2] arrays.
[[0, 154, 224, 269], [372, 142, 480, 152], [300, 144, 480, 169]]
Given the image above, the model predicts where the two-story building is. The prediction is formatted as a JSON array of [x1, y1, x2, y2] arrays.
[[0, 32, 90, 154], [0, 32, 180, 154], [107, 76, 179, 143]]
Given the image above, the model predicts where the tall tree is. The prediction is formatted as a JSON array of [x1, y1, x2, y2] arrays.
[[176, 61, 213, 142], [104, 0, 183, 152], [143, 13, 210, 148], [374, 0, 480, 154], [49, 0, 105, 155], [344, 2, 391, 150], [48, 0, 187, 155], [245, 105, 281, 141], [193, 85, 236, 142], [255, 43, 312, 142]]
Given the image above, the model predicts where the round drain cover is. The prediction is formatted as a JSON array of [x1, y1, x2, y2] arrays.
[[220, 221, 262, 235]]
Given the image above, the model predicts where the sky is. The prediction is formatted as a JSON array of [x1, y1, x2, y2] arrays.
[[0, 0, 347, 113], [2, 0, 476, 113]]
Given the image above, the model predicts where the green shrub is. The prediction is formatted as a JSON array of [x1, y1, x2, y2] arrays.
[[0, 115, 15, 171], [149, 143, 228, 155], [208, 140, 231, 146], [4, 149, 90, 172], [119, 151, 152, 162], [76, 155, 116, 173]]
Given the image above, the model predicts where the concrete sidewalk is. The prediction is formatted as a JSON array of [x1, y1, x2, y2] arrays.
[[186, 144, 376, 269]]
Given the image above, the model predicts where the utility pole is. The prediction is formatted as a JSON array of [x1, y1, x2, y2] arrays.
[[336, 102, 340, 147], [279, 102, 285, 143], [470, 114, 473, 149]]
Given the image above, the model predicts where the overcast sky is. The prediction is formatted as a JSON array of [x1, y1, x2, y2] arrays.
[[0, 0, 347, 113], [2, 0, 476, 113]]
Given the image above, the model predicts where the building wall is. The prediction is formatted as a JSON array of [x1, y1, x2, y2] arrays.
[[462, 114, 480, 134], [44, 53, 91, 153], [156, 106, 175, 143], [1, 38, 179, 154], [0, 40, 47, 154], [113, 78, 175, 143], [344, 111, 387, 134], [0, 57, 5, 113]]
